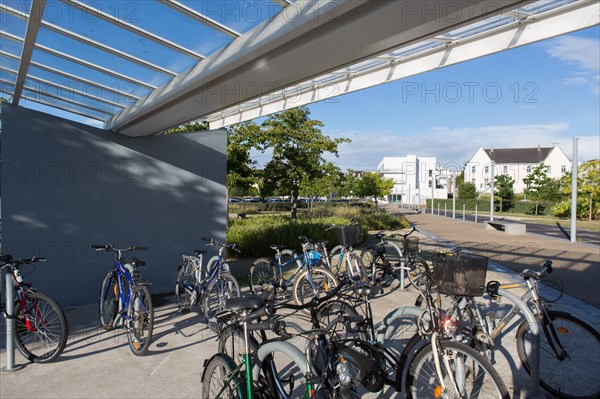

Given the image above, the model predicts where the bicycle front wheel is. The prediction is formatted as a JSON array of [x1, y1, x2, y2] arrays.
[[516, 310, 600, 399], [345, 253, 368, 281], [99, 271, 118, 330], [248, 258, 276, 298], [175, 258, 198, 312], [204, 273, 241, 319], [292, 266, 339, 307], [202, 353, 246, 399], [406, 340, 510, 399], [127, 284, 154, 356], [328, 245, 344, 275], [15, 291, 68, 363]]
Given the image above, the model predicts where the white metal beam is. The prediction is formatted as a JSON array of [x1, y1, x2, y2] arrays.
[[0, 3, 177, 77], [1, 51, 141, 100], [12, 0, 46, 105], [0, 30, 157, 90], [157, 0, 241, 39], [206, 0, 599, 128], [272, 0, 291, 8], [62, 0, 205, 60]]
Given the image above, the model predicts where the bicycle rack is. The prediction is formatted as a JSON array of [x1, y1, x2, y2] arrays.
[[1, 272, 23, 372], [498, 288, 540, 396]]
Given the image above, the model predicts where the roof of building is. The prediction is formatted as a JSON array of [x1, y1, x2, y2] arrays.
[[484, 147, 553, 164]]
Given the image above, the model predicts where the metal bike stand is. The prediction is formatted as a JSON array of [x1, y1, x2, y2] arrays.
[[1, 272, 23, 372], [499, 288, 540, 396]]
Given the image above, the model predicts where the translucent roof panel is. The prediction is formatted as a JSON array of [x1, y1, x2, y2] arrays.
[[0, 68, 17, 85], [0, 55, 21, 73], [387, 41, 444, 58], [0, 9, 27, 38], [0, 33, 23, 57], [20, 87, 112, 121], [444, 16, 516, 39], [178, 0, 284, 34], [519, 0, 579, 15]]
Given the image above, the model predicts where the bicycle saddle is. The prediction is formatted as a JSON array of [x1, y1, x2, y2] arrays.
[[194, 249, 207, 256], [131, 257, 146, 267], [269, 244, 284, 251], [226, 296, 264, 311], [0, 254, 13, 263], [354, 286, 384, 296]]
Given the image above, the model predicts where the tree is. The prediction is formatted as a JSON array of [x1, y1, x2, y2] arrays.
[[161, 121, 209, 135], [227, 122, 261, 197], [523, 163, 559, 215], [354, 172, 395, 208], [256, 106, 349, 218], [553, 160, 600, 220], [300, 162, 342, 201], [494, 174, 515, 212], [458, 182, 478, 199], [338, 170, 360, 198]]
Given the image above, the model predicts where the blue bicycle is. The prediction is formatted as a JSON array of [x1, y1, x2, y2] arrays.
[[248, 236, 339, 306], [175, 238, 241, 319], [92, 244, 153, 356]]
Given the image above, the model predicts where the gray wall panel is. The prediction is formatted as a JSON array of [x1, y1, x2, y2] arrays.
[[1, 104, 226, 306]]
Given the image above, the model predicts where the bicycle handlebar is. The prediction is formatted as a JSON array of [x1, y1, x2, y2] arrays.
[[389, 226, 417, 240], [90, 244, 148, 252], [0, 255, 46, 267], [201, 238, 240, 252]]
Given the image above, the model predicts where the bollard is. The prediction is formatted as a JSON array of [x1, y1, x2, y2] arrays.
[[1, 272, 22, 372], [462, 204, 465, 221], [475, 204, 478, 224], [444, 204, 447, 217], [437, 203, 440, 216]]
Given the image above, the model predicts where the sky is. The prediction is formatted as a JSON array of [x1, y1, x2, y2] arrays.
[[302, 26, 600, 172]]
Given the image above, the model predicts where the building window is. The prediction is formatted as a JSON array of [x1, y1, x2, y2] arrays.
[[471, 166, 476, 174], [428, 180, 432, 188], [527, 165, 531, 173], [546, 166, 552, 173], [503, 166, 508, 174], [471, 178, 475, 184], [561, 165, 566, 173], [428, 170, 432, 177], [480, 183, 483, 189], [484, 178, 489, 187], [484, 166, 489, 174]]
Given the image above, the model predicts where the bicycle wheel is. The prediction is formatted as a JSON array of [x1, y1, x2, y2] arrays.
[[405, 256, 431, 288], [516, 310, 600, 399], [406, 340, 510, 399], [414, 294, 477, 346], [248, 258, 276, 298], [292, 266, 339, 307], [219, 325, 259, 362], [127, 284, 154, 356], [14, 291, 68, 363], [202, 353, 246, 399], [204, 273, 241, 319], [316, 299, 367, 341], [345, 253, 368, 281], [254, 341, 312, 398], [328, 245, 344, 274], [175, 258, 198, 312], [99, 271, 118, 330]]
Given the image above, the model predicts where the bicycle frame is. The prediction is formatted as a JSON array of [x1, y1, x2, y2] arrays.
[[106, 260, 138, 326]]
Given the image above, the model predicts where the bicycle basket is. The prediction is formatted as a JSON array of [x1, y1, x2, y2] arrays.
[[337, 224, 361, 246], [307, 250, 321, 266], [431, 253, 488, 296], [403, 237, 419, 255]]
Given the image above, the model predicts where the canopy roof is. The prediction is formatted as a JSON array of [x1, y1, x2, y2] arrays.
[[1, 0, 598, 136]]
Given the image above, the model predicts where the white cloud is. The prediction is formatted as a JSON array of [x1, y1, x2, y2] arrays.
[[544, 36, 600, 94], [324, 123, 599, 171]]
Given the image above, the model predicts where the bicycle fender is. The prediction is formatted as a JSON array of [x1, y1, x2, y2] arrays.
[[251, 341, 307, 381]]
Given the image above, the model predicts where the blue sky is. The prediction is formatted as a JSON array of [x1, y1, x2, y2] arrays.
[[306, 26, 600, 171]]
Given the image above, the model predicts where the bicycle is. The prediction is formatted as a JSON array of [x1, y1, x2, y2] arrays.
[[248, 236, 339, 307], [360, 226, 429, 289], [326, 221, 368, 280], [0, 255, 68, 363], [92, 244, 154, 356], [174, 237, 241, 319]]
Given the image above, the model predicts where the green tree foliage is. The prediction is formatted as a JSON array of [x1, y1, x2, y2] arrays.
[[494, 174, 515, 212], [523, 163, 562, 215], [552, 160, 600, 220], [458, 181, 478, 199], [256, 106, 349, 218], [227, 122, 261, 197], [299, 162, 342, 200], [338, 170, 360, 198], [161, 121, 209, 135], [354, 172, 395, 208]]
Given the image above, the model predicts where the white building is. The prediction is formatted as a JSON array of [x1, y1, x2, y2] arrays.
[[377, 155, 449, 205], [464, 145, 571, 194]]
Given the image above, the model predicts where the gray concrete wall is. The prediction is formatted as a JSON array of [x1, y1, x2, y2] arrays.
[[1, 104, 226, 306]]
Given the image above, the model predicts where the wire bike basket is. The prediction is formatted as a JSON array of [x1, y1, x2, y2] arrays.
[[337, 224, 362, 247], [403, 237, 419, 255], [432, 253, 488, 296]]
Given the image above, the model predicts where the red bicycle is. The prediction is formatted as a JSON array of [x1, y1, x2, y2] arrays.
[[0, 255, 68, 363]]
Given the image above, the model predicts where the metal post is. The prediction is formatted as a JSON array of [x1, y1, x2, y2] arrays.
[[490, 161, 495, 222], [408, 184, 411, 210], [444, 203, 447, 217], [1, 272, 21, 372], [475, 204, 478, 223], [462, 204, 465, 221], [437, 203, 440, 215], [452, 176, 456, 219], [431, 170, 435, 214], [571, 138, 578, 242]]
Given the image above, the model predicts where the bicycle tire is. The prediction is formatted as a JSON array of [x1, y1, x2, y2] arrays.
[[346, 253, 368, 281], [175, 258, 198, 312], [127, 284, 154, 356], [14, 291, 68, 363], [406, 340, 510, 399], [219, 325, 259, 362], [316, 299, 367, 341], [248, 258, 276, 298], [405, 256, 431, 288], [292, 266, 339, 307], [516, 310, 600, 399], [204, 273, 241, 320], [328, 245, 344, 275], [99, 271, 118, 330], [202, 353, 247, 399]]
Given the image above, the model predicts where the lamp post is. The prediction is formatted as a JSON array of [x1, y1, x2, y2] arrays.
[[571, 138, 578, 242]]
